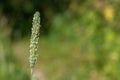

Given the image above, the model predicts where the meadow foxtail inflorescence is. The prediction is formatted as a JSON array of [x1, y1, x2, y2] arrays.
[[29, 11, 40, 77]]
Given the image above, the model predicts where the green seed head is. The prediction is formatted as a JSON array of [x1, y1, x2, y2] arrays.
[[29, 11, 40, 70]]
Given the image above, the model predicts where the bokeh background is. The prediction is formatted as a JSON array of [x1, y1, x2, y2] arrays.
[[0, 0, 120, 80]]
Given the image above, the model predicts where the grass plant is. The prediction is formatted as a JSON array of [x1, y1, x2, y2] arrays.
[[29, 11, 40, 80]]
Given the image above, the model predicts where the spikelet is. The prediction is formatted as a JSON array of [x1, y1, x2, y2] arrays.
[[29, 11, 40, 75]]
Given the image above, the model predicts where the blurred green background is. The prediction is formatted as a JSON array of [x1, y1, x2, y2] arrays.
[[0, 0, 120, 80]]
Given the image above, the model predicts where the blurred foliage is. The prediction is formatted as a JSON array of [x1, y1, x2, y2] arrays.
[[0, 0, 120, 80]]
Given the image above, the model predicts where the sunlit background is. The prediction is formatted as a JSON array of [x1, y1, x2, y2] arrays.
[[0, 0, 120, 80]]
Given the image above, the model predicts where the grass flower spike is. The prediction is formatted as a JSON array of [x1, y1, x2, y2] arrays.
[[29, 11, 40, 76]]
